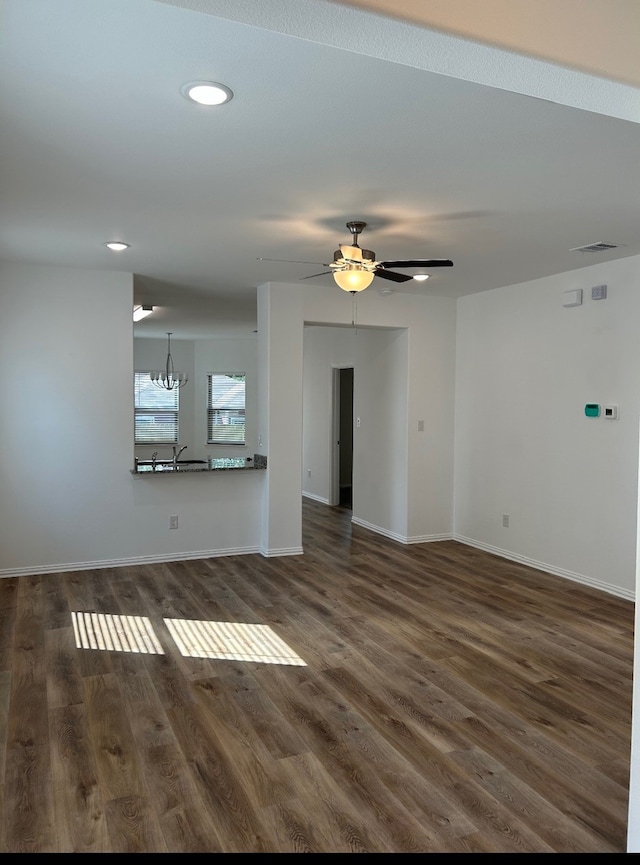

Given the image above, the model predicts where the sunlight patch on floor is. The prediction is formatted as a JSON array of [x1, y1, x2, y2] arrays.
[[71, 611, 164, 654], [164, 618, 307, 665]]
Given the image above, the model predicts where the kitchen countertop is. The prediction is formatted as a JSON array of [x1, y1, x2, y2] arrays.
[[131, 454, 267, 475]]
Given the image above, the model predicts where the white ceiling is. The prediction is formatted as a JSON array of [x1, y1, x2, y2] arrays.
[[2, 0, 639, 338]]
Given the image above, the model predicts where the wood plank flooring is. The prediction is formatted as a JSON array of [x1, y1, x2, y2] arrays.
[[0, 498, 633, 852]]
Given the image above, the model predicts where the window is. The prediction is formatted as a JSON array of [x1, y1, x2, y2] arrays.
[[134, 372, 179, 444], [208, 373, 245, 445]]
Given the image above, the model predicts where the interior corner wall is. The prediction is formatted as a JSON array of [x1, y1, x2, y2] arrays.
[[454, 254, 640, 600]]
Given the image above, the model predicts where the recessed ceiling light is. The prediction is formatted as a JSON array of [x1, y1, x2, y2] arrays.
[[182, 81, 233, 106], [105, 241, 130, 251], [413, 274, 429, 282]]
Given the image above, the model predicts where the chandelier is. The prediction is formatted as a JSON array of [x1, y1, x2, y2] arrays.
[[150, 332, 188, 390]]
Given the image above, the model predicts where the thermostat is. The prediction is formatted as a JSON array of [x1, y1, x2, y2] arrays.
[[604, 405, 619, 419], [584, 403, 600, 417]]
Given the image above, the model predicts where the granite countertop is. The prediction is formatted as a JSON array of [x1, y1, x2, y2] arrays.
[[132, 454, 267, 475]]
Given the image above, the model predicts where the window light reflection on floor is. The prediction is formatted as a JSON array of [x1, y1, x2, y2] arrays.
[[71, 611, 164, 654], [164, 618, 307, 666]]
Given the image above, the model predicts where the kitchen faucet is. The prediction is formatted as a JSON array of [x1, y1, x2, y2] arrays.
[[172, 445, 187, 466]]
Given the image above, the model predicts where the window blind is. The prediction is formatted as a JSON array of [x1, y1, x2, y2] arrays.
[[207, 373, 246, 445], [134, 372, 179, 444]]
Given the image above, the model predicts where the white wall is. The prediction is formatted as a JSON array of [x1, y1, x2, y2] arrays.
[[352, 327, 409, 538], [454, 254, 640, 600], [0, 261, 265, 574]]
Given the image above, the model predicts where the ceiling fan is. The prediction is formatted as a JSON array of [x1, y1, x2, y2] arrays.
[[306, 221, 454, 293]]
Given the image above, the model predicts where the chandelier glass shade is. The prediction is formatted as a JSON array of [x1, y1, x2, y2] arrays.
[[150, 332, 188, 390], [333, 267, 375, 292]]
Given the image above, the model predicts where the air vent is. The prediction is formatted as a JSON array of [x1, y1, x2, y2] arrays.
[[570, 241, 620, 253]]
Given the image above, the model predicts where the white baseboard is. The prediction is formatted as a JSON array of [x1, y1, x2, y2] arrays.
[[259, 546, 304, 557], [0, 546, 263, 579], [302, 491, 330, 504], [454, 534, 634, 602], [351, 516, 450, 544]]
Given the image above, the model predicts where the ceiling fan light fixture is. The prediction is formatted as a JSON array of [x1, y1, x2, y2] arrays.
[[413, 274, 430, 281], [333, 268, 375, 293]]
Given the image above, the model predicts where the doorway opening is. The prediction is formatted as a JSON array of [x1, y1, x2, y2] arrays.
[[331, 366, 353, 509]]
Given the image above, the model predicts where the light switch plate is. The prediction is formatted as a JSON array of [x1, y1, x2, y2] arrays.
[[562, 289, 582, 307]]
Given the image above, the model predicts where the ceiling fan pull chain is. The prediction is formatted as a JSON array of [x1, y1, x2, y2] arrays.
[[351, 291, 358, 330]]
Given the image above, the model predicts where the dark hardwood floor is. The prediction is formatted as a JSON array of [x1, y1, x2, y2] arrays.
[[0, 498, 633, 852]]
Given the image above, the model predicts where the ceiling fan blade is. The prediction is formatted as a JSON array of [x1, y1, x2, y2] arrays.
[[257, 257, 325, 265], [300, 270, 332, 280], [375, 268, 413, 283], [378, 259, 454, 268]]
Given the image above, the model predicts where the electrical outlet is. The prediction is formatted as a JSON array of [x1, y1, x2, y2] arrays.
[[502, 514, 510, 528], [169, 515, 179, 529]]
